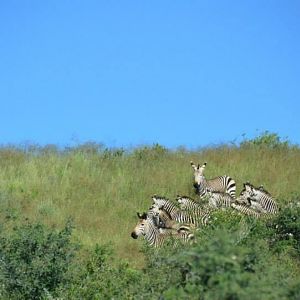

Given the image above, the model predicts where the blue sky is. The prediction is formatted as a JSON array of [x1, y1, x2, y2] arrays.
[[0, 1, 299, 148]]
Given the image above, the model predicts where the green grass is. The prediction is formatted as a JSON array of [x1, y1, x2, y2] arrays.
[[0, 140, 299, 268]]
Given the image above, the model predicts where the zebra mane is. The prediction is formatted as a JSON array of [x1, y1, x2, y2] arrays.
[[152, 195, 169, 201], [243, 181, 255, 189], [176, 195, 194, 200], [254, 185, 272, 196], [243, 182, 272, 196]]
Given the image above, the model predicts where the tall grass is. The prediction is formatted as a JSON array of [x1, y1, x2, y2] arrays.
[[0, 136, 299, 267]]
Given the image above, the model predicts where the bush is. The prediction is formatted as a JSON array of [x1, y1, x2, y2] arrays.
[[58, 244, 143, 299], [133, 143, 168, 160], [152, 228, 298, 300], [270, 201, 300, 255], [240, 131, 290, 149], [0, 220, 77, 300]]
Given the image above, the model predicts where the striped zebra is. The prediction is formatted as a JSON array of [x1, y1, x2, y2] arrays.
[[176, 195, 211, 225], [131, 212, 194, 248], [231, 203, 266, 219], [235, 185, 267, 213], [232, 203, 261, 218], [190, 161, 236, 198], [151, 195, 210, 227], [236, 182, 278, 214], [205, 191, 235, 209], [177, 193, 233, 211], [148, 205, 192, 232], [176, 195, 203, 211]]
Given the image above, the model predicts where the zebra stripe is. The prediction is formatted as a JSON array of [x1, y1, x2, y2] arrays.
[[148, 205, 192, 231], [191, 161, 236, 198], [131, 212, 194, 248], [195, 175, 237, 198], [205, 191, 235, 209], [176, 196, 211, 226], [250, 189, 278, 214], [152, 195, 210, 227], [237, 182, 278, 214], [176, 195, 203, 211], [231, 203, 261, 218]]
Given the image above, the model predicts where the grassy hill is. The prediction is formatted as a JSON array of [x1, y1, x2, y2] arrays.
[[0, 133, 299, 298], [0, 135, 299, 263]]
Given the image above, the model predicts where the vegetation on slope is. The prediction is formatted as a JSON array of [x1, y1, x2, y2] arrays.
[[0, 132, 299, 299]]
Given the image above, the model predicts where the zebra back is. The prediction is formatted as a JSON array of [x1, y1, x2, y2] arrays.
[[231, 203, 262, 218], [251, 189, 278, 214], [206, 191, 235, 209], [206, 176, 236, 198], [176, 195, 203, 211]]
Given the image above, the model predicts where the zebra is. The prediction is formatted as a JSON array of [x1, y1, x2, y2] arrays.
[[235, 183, 267, 213], [176, 195, 203, 211], [147, 205, 192, 232], [205, 191, 235, 209], [151, 195, 210, 227], [176, 195, 211, 225], [231, 203, 267, 219], [236, 182, 278, 214], [190, 161, 236, 198], [131, 212, 194, 248], [177, 191, 233, 211]]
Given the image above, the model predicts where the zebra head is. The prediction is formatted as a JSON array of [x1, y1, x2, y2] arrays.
[[176, 195, 193, 209], [190, 161, 207, 184], [131, 212, 148, 239], [147, 205, 163, 227], [244, 182, 256, 197], [248, 185, 271, 201], [151, 195, 168, 209], [236, 182, 256, 205]]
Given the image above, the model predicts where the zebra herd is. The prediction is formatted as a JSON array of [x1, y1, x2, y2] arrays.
[[131, 161, 279, 248]]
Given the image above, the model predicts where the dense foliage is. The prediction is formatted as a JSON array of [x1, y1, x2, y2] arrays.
[[0, 132, 299, 299], [0, 205, 299, 299], [0, 220, 76, 299]]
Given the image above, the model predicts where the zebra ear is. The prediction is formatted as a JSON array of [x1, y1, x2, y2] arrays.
[[190, 161, 197, 170], [137, 212, 147, 219]]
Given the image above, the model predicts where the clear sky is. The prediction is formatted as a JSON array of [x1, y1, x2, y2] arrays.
[[0, 1, 299, 148]]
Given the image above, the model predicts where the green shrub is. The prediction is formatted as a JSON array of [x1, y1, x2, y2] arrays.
[[133, 143, 168, 160], [150, 227, 299, 300], [240, 131, 290, 149], [58, 244, 143, 299], [270, 200, 300, 255], [0, 220, 77, 300]]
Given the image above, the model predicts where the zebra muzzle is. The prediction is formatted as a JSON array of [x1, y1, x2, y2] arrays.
[[131, 232, 138, 239]]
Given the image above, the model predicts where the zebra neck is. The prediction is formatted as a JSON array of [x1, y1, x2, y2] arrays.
[[144, 220, 161, 246], [162, 202, 179, 218]]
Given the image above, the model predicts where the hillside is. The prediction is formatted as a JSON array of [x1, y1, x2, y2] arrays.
[[0, 133, 299, 298]]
